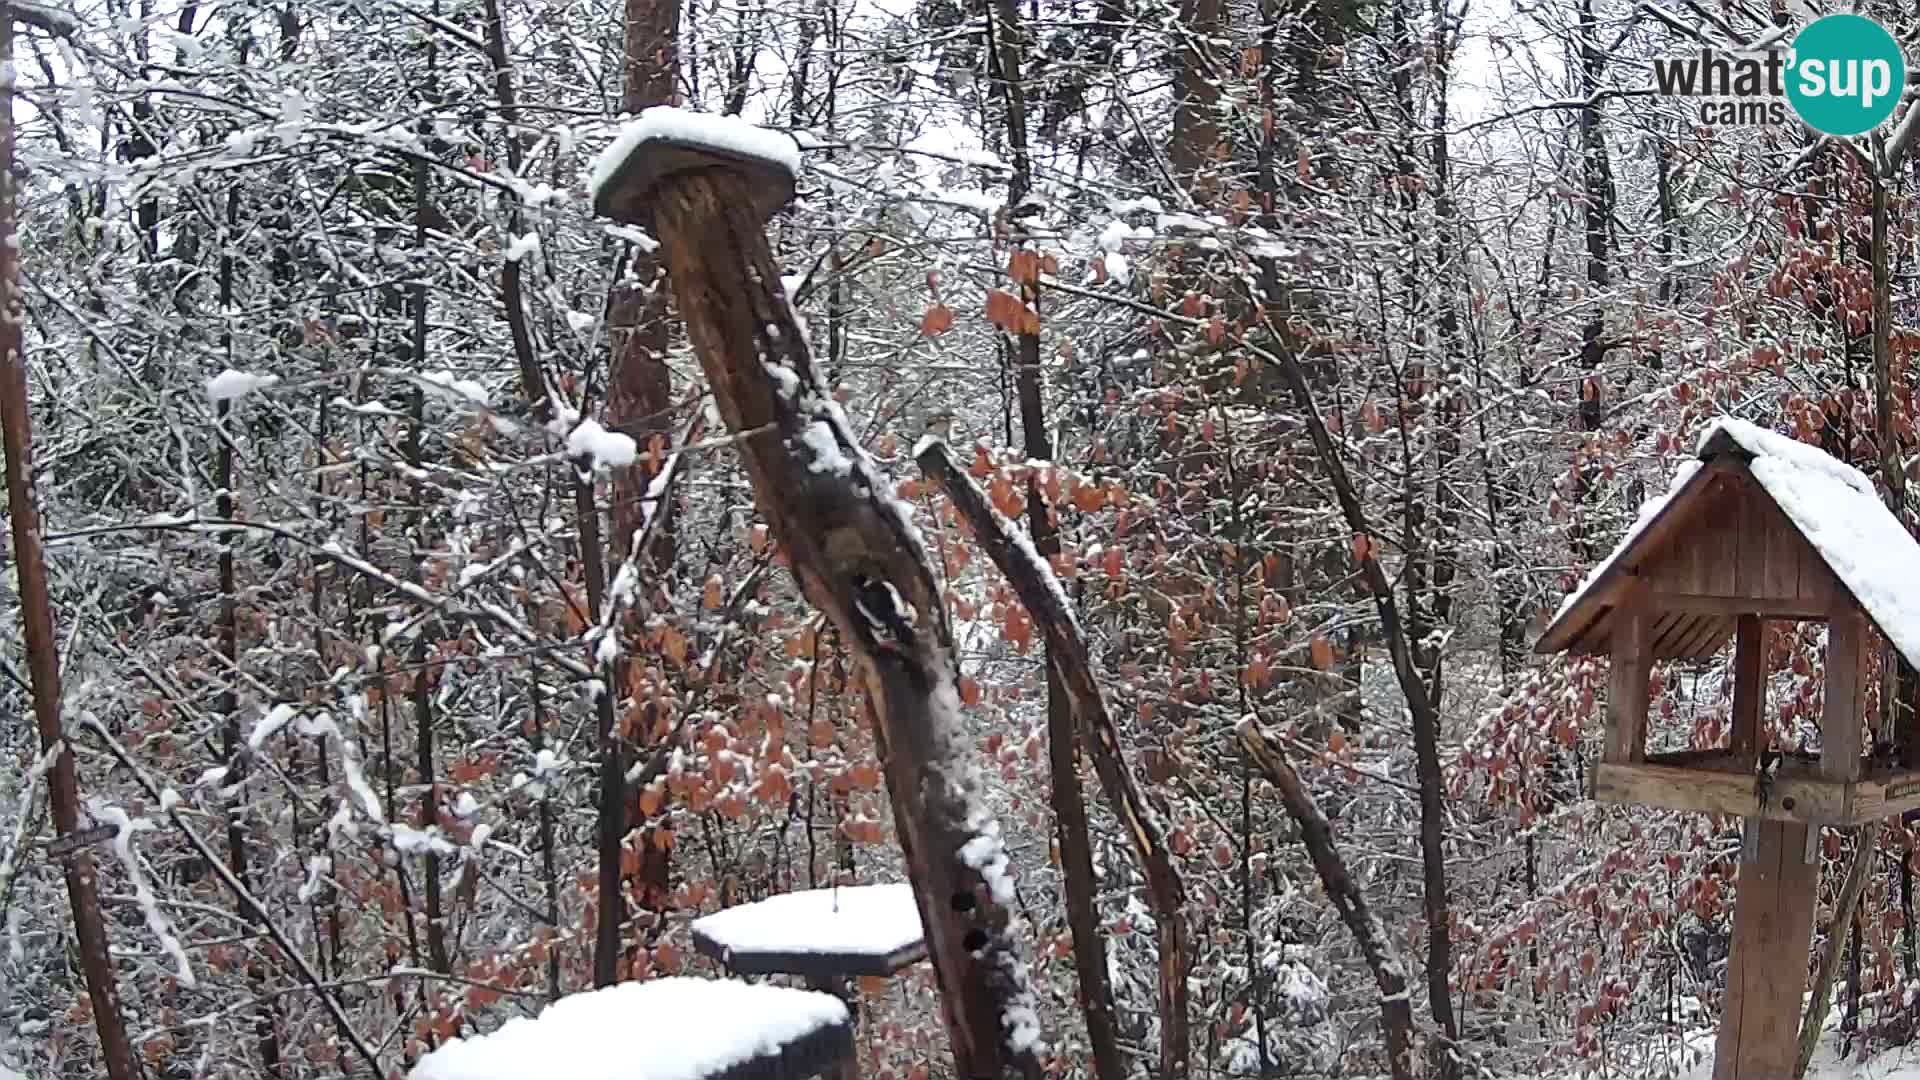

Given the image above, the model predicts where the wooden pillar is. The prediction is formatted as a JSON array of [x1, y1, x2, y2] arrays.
[[1732, 616, 1766, 865], [1730, 615, 1764, 765], [1822, 611, 1866, 783], [1606, 609, 1652, 764], [1714, 820, 1819, 1080]]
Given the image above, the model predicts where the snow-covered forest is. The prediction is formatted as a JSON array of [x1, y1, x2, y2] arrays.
[[7, 0, 1920, 1074]]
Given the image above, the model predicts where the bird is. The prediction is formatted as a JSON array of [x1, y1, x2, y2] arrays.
[[850, 573, 918, 656], [1755, 749, 1783, 814]]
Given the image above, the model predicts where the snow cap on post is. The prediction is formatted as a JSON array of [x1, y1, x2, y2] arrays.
[[590, 107, 801, 227]]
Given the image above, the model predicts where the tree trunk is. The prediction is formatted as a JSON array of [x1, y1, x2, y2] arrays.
[[0, 8, 138, 1076], [986, 0, 1127, 1073], [918, 439, 1190, 1080], [638, 163, 1043, 1077], [1238, 720, 1416, 1080]]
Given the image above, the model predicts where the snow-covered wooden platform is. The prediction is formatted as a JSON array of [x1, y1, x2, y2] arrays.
[[690, 883, 927, 979], [408, 978, 852, 1080]]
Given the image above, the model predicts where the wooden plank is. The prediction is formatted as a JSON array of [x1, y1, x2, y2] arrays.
[[1762, 490, 1800, 601], [1607, 610, 1652, 764], [1641, 593, 1829, 620], [44, 824, 117, 859], [1823, 611, 1866, 784], [1646, 610, 1689, 655], [1704, 485, 1739, 597], [1713, 821, 1819, 1080], [1671, 614, 1728, 660], [1730, 616, 1764, 764], [1737, 478, 1767, 599], [1590, 762, 1852, 824]]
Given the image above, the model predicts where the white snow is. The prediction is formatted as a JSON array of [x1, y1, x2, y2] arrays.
[[690, 883, 923, 960], [205, 369, 279, 402], [390, 823, 457, 858], [407, 978, 848, 1080], [248, 703, 297, 751], [420, 370, 490, 406], [504, 232, 541, 262], [589, 107, 802, 204], [567, 419, 638, 470], [95, 804, 196, 987], [1710, 417, 1920, 671]]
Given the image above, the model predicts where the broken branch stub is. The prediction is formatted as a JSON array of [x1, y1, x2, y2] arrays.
[[601, 129, 1044, 1077]]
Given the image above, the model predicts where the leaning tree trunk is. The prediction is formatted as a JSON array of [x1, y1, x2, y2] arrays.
[[0, 8, 137, 1079], [918, 439, 1189, 1080], [629, 158, 1044, 1077]]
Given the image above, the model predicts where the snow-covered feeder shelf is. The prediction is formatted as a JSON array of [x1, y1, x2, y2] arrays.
[[408, 978, 853, 1080], [590, 107, 800, 227], [690, 883, 927, 980], [1536, 417, 1920, 1080]]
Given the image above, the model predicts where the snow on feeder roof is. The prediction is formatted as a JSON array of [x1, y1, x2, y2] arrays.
[[407, 978, 852, 1080], [1537, 416, 1920, 671], [590, 107, 800, 227], [690, 883, 928, 979]]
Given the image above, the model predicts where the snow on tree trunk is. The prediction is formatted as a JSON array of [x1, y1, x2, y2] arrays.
[[633, 156, 1044, 1076]]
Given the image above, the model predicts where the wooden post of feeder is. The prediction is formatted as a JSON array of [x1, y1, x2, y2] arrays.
[[1715, 608, 1818, 1080], [593, 125, 1043, 1079], [1714, 607, 1865, 1080]]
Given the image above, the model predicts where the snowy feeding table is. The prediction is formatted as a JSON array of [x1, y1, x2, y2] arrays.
[[1536, 417, 1920, 1080], [690, 883, 927, 980], [590, 108, 800, 228], [407, 978, 854, 1080]]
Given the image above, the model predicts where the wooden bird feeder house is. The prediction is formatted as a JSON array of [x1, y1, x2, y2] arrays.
[[1537, 417, 1920, 1080]]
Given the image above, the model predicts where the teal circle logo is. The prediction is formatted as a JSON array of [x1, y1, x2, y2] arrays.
[[1786, 14, 1905, 136]]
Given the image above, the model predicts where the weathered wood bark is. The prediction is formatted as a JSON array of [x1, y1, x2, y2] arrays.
[[636, 163, 1043, 1077], [1237, 720, 1416, 1080], [0, 8, 137, 1076], [608, 0, 680, 967], [918, 439, 1189, 1079]]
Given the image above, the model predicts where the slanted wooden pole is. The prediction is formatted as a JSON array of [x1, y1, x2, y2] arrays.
[[0, 7, 137, 1076], [598, 128, 1043, 1078]]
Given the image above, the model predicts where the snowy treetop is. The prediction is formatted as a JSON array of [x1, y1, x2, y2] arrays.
[[408, 978, 849, 1080]]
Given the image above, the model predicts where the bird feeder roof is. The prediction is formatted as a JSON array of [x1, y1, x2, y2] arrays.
[[1536, 417, 1920, 669]]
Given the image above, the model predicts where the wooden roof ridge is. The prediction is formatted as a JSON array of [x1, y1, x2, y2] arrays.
[[1536, 418, 1920, 670]]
